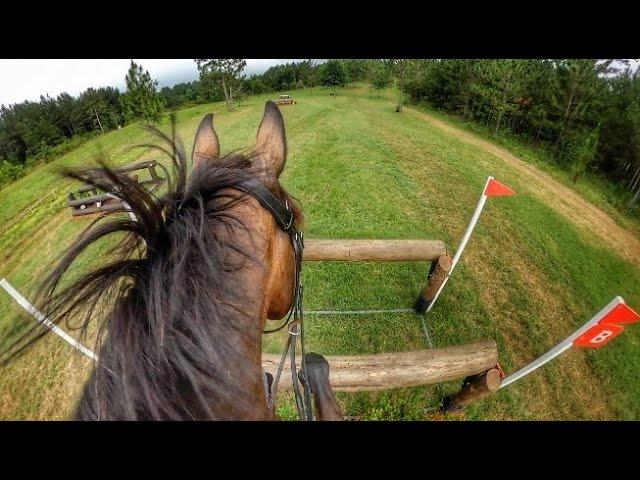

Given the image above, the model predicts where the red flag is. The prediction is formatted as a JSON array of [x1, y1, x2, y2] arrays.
[[574, 323, 624, 348], [484, 178, 516, 197], [600, 303, 640, 326]]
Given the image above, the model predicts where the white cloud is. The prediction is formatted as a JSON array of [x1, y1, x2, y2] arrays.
[[0, 59, 306, 107]]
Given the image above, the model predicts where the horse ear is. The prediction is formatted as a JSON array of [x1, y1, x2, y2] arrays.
[[192, 114, 220, 165], [255, 101, 287, 179]]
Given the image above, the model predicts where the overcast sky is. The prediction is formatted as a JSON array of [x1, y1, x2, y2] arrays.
[[0, 59, 308, 107]]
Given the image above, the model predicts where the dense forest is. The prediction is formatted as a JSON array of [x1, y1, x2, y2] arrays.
[[395, 59, 640, 208], [1, 59, 639, 211]]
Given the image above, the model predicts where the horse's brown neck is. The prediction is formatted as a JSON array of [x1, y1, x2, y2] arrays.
[[204, 193, 280, 420]]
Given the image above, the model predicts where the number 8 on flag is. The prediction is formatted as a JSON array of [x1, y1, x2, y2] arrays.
[[574, 302, 640, 349], [574, 323, 624, 348]]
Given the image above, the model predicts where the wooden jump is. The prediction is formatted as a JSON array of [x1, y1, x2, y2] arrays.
[[67, 160, 165, 218], [303, 239, 446, 262], [263, 340, 497, 392]]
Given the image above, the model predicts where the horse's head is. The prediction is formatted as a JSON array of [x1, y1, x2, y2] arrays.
[[191, 101, 302, 325]]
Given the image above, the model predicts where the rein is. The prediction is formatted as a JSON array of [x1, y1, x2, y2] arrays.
[[218, 178, 313, 421]]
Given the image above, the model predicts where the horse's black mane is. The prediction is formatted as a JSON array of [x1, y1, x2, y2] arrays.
[[1, 119, 280, 419]]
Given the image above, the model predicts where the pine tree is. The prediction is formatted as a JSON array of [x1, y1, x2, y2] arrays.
[[550, 59, 603, 153], [121, 61, 163, 123], [570, 125, 601, 182], [371, 62, 391, 96]]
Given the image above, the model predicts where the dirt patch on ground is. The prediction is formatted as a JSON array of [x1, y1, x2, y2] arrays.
[[406, 108, 640, 268]]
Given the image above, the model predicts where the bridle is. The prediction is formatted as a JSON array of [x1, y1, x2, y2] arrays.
[[229, 177, 313, 421]]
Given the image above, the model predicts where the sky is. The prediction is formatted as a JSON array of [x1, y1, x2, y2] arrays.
[[0, 59, 308, 107]]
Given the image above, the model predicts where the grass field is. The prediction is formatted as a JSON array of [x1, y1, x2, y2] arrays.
[[1, 85, 640, 420]]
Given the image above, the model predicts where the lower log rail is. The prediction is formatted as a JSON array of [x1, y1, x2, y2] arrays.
[[303, 239, 446, 262], [263, 340, 497, 392]]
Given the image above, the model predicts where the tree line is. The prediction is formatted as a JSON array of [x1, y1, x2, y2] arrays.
[[160, 59, 374, 108]]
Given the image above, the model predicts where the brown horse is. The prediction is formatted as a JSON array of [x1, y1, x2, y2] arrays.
[[1, 101, 342, 420]]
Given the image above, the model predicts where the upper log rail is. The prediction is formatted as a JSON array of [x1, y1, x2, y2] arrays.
[[303, 239, 446, 262]]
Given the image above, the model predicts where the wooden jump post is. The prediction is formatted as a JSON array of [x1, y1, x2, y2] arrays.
[[263, 340, 498, 392], [67, 160, 165, 218], [414, 252, 453, 313], [441, 367, 502, 412]]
